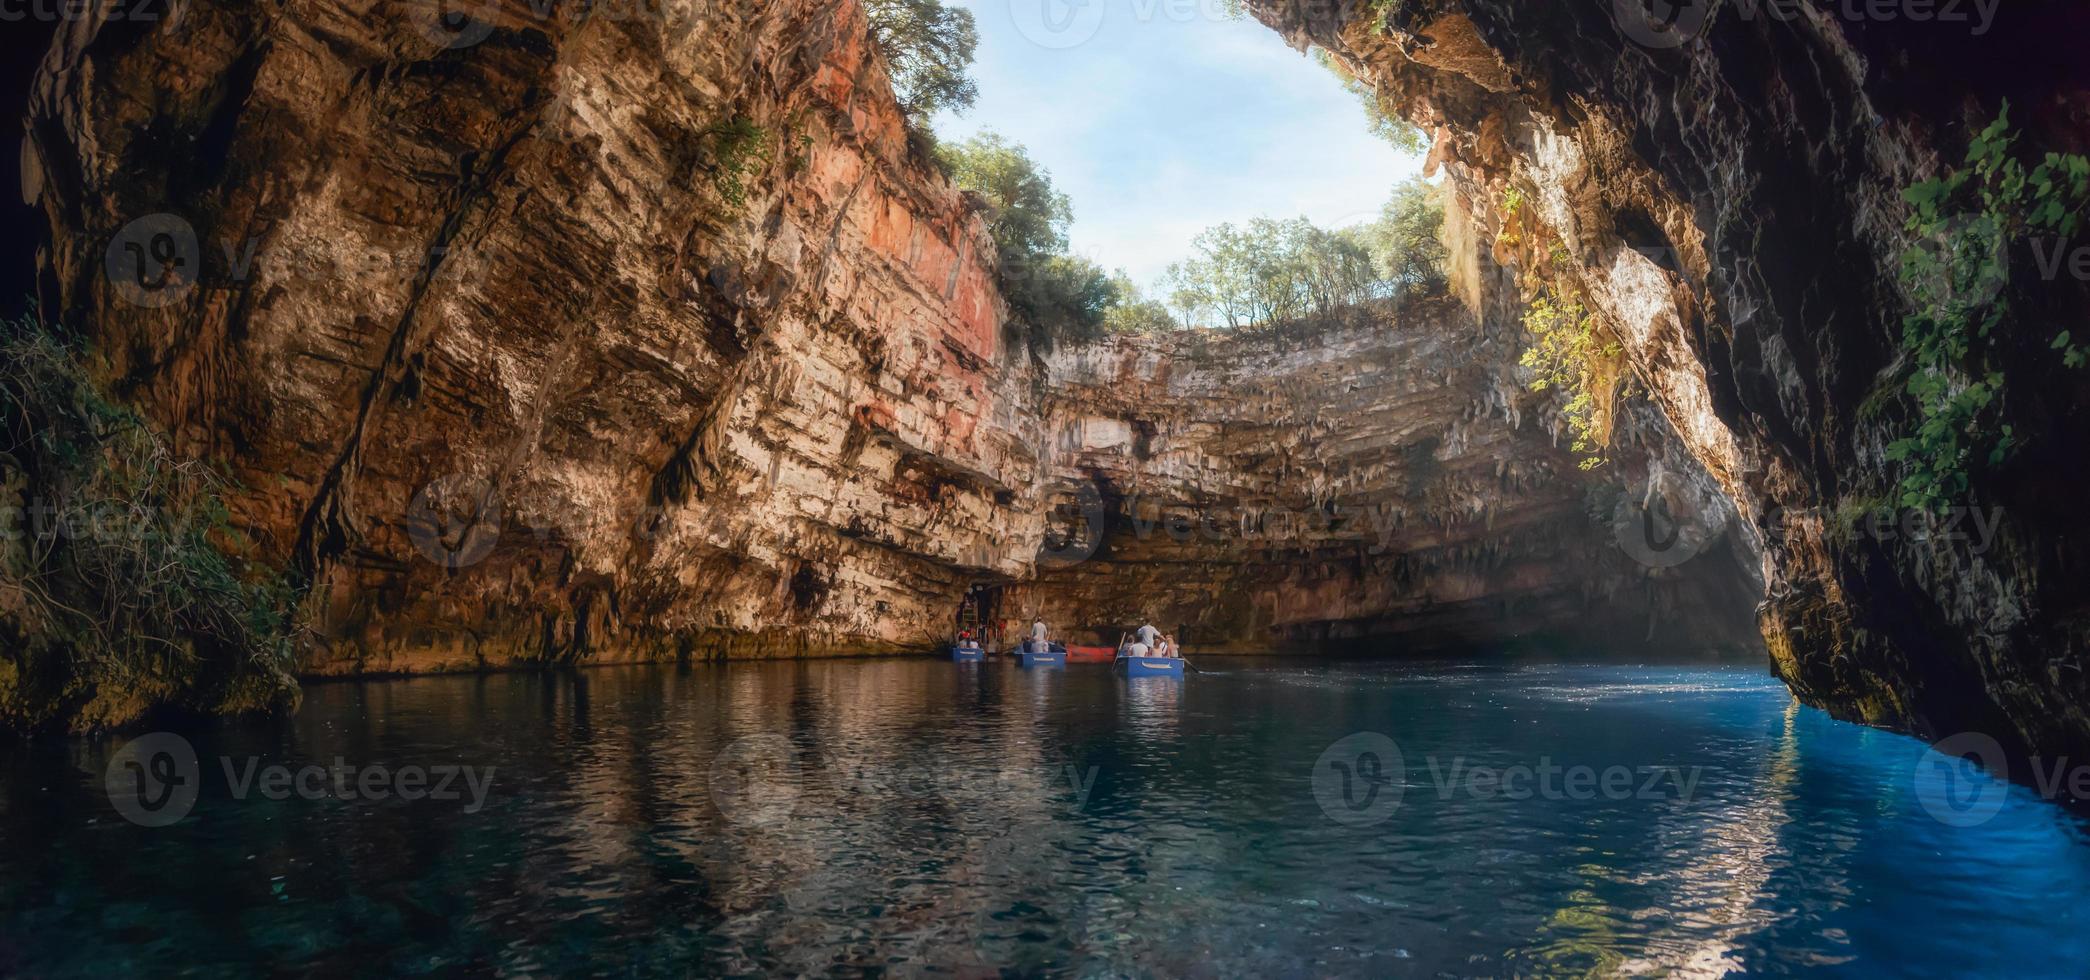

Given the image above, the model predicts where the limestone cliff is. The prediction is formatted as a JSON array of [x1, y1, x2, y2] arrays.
[[16, 0, 1759, 730], [1249, 0, 2090, 762], [25, 0, 1044, 683], [1006, 297, 1759, 656]]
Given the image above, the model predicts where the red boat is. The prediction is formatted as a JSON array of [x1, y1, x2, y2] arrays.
[[1063, 644, 1119, 663]]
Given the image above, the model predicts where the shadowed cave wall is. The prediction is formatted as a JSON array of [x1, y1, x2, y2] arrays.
[[48, 0, 2074, 735]]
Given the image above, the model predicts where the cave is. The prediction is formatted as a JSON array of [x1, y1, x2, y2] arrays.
[[3, 0, 2090, 972]]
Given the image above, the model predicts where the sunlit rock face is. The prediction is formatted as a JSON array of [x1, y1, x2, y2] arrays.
[[1007, 298, 1761, 656], [25, 0, 1048, 674], [20, 0, 1758, 726], [1250, 0, 2090, 759]]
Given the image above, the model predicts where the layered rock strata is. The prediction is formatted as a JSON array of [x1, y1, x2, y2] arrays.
[[1249, 0, 2090, 761], [18, 0, 1762, 729]]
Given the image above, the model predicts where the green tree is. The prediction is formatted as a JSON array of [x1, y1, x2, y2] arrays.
[[1103, 273, 1178, 335], [1316, 48, 1429, 155], [937, 132, 1072, 261], [864, 0, 979, 120], [1356, 177, 1448, 292], [937, 133, 1116, 344]]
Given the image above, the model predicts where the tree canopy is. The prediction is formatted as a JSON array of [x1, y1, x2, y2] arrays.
[[1163, 178, 1447, 329], [1315, 49, 1429, 156], [864, 0, 980, 120]]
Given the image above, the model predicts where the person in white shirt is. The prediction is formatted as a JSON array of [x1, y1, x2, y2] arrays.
[[1135, 623, 1159, 649], [1030, 618, 1048, 653], [1127, 641, 1151, 658]]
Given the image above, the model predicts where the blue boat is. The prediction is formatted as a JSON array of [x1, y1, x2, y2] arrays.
[[950, 645, 985, 663], [1014, 640, 1066, 668], [1115, 654, 1186, 678]]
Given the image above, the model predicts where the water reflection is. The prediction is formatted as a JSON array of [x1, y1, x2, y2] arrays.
[[2, 660, 2088, 975]]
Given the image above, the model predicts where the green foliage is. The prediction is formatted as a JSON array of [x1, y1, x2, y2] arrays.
[[1164, 180, 1446, 330], [1890, 102, 2090, 510], [1355, 177, 1450, 293], [1519, 289, 1621, 469], [0, 315, 300, 730], [1166, 218, 1376, 328], [937, 133, 1114, 345], [1103, 274, 1178, 335], [938, 132, 1073, 260], [864, 0, 980, 120], [705, 117, 771, 211], [1012, 254, 1120, 344], [1314, 48, 1429, 155]]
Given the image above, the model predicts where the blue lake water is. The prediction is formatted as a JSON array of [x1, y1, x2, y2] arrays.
[[2, 658, 2086, 976]]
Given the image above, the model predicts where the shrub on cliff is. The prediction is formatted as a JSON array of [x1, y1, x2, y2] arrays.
[[864, 0, 979, 121], [936, 132, 1120, 346], [0, 315, 301, 732], [1889, 104, 2090, 510]]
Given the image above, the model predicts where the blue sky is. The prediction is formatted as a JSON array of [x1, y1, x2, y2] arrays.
[[929, 1, 1427, 295]]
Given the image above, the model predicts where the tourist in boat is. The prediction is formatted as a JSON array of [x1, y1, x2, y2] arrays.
[[1135, 622, 1160, 650], [1030, 617, 1049, 653]]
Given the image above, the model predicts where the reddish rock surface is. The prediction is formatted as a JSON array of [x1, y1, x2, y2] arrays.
[[15, 0, 1758, 730]]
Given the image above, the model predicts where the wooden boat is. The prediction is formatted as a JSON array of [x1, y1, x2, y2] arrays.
[[1063, 644, 1118, 663], [1114, 650, 1187, 678], [950, 645, 985, 663], [1013, 641, 1067, 667], [1017, 648, 1066, 668]]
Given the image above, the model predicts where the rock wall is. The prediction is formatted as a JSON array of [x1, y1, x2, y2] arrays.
[[25, 0, 1048, 678], [17, 0, 1763, 730], [1249, 0, 2090, 761], [1005, 297, 1760, 656]]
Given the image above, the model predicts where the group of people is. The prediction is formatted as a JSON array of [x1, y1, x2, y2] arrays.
[[953, 617, 1181, 658], [1125, 622, 1180, 659]]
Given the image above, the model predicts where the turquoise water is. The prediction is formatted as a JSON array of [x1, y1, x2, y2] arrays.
[[2, 658, 2087, 976]]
